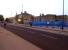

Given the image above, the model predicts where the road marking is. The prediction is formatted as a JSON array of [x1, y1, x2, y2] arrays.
[[41, 34, 58, 40]]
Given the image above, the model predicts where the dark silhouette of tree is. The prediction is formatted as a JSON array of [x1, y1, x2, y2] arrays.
[[0, 15, 4, 21], [5, 18, 10, 22]]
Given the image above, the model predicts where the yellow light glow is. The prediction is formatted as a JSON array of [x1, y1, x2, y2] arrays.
[[18, 19, 21, 22]]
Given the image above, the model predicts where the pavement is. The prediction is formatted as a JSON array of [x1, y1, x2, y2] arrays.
[[0, 26, 42, 50], [27, 26, 68, 36]]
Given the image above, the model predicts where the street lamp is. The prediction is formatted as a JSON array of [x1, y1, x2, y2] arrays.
[[18, 18, 21, 22], [62, 0, 64, 20], [61, 0, 64, 30]]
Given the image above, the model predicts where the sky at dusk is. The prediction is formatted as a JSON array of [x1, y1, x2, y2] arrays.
[[0, 0, 67, 18]]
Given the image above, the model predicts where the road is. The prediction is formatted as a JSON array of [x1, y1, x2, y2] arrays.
[[1, 24, 68, 50], [0, 26, 42, 50]]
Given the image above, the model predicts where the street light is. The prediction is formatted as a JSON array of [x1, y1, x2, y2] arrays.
[[62, 0, 64, 20], [18, 18, 21, 22], [61, 0, 64, 30]]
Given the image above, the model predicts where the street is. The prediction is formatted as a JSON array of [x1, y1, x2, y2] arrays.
[[0, 26, 42, 50], [1, 24, 68, 50]]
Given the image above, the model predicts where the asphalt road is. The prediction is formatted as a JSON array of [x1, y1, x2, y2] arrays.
[[1, 24, 68, 50], [0, 26, 42, 50]]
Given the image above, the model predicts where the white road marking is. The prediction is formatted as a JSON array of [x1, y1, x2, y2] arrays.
[[41, 34, 58, 40]]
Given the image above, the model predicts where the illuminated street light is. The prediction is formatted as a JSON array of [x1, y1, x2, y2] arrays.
[[18, 18, 21, 22]]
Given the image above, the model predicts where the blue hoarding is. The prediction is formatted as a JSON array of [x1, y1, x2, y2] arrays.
[[32, 21, 68, 27]]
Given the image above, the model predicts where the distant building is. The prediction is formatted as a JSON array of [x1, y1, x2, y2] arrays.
[[56, 15, 63, 21], [33, 16, 40, 22], [56, 15, 68, 21], [8, 17, 16, 24], [33, 14, 47, 22], [32, 14, 68, 22], [33, 14, 56, 22], [45, 14, 56, 21], [40, 14, 46, 21], [65, 16, 68, 21], [15, 11, 34, 24]]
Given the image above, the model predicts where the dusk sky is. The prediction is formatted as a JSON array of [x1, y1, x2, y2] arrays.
[[0, 0, 67, 18]]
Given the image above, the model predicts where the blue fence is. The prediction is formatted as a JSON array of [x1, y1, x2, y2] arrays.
[[32, 21, 68, 27]]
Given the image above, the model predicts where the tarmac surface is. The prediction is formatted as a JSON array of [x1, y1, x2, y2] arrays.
[[0, 26, 42, 50], [3, 24, 68, 50]]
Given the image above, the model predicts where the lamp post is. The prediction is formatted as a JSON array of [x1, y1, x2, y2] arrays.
[[63, 0, 64, 16], [61, 0, 64, 30]]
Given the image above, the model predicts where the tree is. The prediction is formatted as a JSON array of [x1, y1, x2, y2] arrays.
[[5, 18, 10, 22], [0, 15, 4, 21]]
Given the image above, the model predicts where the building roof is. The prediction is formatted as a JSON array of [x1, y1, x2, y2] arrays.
[[46, 14, 56, 16], [16, 11, 34, 18]]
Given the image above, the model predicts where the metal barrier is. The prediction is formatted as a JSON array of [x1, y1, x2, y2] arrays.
[[32, 21, 68, 27]]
